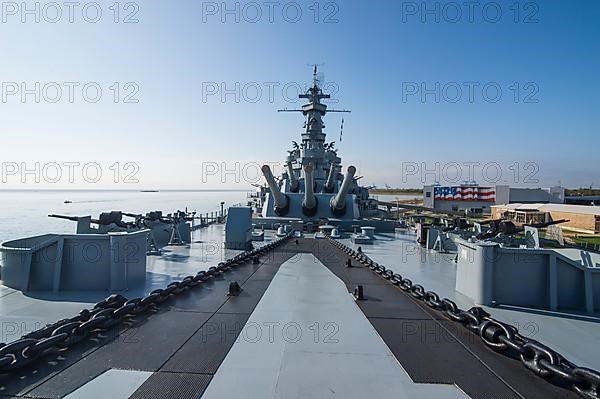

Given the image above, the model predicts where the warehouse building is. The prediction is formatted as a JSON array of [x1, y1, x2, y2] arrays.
[[422, 184, 564, 215], [491, 203, 600, 234]]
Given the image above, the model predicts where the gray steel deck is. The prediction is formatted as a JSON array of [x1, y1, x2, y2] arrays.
[[344, 231, 600, 370], [0, 230, 597, 398], [202, 253, 467, 399]]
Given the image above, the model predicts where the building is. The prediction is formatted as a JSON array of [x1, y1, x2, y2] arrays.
[[491, 203, 600, 234], [509, 187, 565, 204], [565, 195, 600, 206], [422, 184, 564, 215]]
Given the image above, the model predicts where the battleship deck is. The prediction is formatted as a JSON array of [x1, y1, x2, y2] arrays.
[[1, 232, 593, 398]]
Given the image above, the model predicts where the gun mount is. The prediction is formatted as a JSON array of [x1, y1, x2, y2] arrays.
[[97, 211, 127, 227], [49, 209, 193, 253], [476, 218, 570, 242], [440, 217, 472, 232], [439, 217, 503, 233]]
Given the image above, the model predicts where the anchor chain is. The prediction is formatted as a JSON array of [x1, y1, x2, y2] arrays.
[[327, 237, 600, 399], [0, 233, 291, 373]]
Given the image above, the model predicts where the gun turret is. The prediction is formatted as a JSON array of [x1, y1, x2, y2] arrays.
[[302, 163, 318, 216], [262, 165, 289, 216], [330, 165, 356, 216], [477, 220, 512, 240], [442, 217, 472, 232], [97, 211, 126, 227], [146, 211, 163, 220], [324, 163, 337, 193], [286, 161, 299, 193]]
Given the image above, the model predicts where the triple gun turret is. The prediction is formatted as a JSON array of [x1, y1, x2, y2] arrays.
[[261, 163, 356, 217]]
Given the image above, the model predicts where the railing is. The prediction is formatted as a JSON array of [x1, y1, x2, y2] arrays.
[[571, 242, 600, 253]]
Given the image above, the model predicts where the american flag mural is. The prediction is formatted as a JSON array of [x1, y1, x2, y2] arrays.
[[433, 186, 495, 202]]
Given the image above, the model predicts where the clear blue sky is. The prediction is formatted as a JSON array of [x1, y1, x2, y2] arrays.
[[0, 0, 598, 189]]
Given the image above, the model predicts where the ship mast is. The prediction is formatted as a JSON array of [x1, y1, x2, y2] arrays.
[[299, 65, 330, 145], [277, 66, 350, 182]]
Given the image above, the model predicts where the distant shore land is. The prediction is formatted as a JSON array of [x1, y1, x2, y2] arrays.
[[370, 188, 600, 197], [369, 188, 423, 195]]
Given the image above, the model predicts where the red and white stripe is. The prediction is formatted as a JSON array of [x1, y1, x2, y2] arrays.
[[478, 187, 496, 201], [454, 187, 462, 200], [463, 187, 473, 200]]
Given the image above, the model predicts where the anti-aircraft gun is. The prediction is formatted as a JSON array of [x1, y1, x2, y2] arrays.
[[162, 210, 193, 245], [441, 217, 473, 232], [475, 219, 569, 248], [440, 217, 508, 235], [418, 217, 511, 251], [49, 211, 134, 234], [122, 210, 193, 249], [49, 209, 193, 254]]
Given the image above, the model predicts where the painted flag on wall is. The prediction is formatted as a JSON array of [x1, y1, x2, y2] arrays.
[[433, 186, 496, 201]]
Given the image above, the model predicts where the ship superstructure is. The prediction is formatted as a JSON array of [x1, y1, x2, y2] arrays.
[[254, 67, 387, 231]]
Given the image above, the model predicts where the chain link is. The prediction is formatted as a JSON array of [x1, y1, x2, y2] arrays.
[[0, 233, 291, 374], [327, 237, 600, 399]]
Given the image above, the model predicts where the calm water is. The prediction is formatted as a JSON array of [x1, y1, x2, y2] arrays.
[[0, 190, 247, 243]]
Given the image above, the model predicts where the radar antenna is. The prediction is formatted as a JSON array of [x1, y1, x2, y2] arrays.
[[278, 64, 351, 114], [307, 63, 325, 86]]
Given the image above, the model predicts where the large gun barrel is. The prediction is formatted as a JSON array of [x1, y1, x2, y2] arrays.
[[503, 218, 570, 235], [324, 163, 337, 193], [122, 212, 142, 218], [286, 161, 299, 192], [526, 219, 569, 229], [261, 165, 289, 216], [302, 163, 317, 216], [330, 165, 356, 216], [48, 214, 80, 222], [479, 218, 503, 225]]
